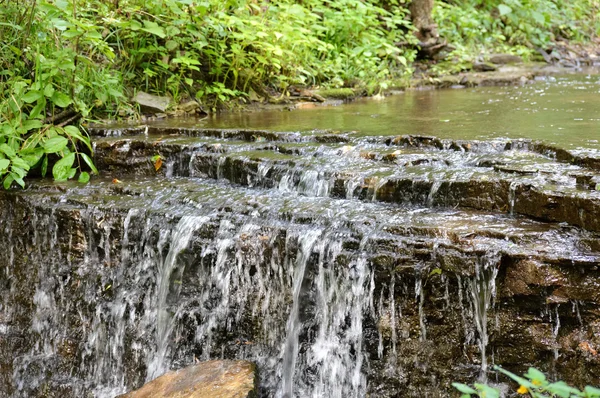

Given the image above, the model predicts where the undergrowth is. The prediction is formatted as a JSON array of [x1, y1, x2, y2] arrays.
[[0, 0, 417, 187], [432, 0, 600, 75]]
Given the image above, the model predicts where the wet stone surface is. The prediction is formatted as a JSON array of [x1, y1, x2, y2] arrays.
[[1, 126, 600, 397]]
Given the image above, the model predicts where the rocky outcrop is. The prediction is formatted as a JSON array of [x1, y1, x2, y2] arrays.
[[118, 360, 257, 398], [2, 126, 600, 397]]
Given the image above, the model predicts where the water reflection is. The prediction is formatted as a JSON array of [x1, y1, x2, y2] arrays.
[[194, 74, 600, 149]]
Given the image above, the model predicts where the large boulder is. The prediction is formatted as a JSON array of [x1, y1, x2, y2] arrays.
[[118, 360, 258, 398]]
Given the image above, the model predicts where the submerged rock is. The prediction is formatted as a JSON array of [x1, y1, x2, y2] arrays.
[[118, 360, 257, 398]]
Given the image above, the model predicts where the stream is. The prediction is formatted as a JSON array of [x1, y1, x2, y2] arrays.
[[1, 73, 600, 397]]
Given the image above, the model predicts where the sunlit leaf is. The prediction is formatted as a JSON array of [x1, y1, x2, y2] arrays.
[[52, 153, 75, 181], [78, 171, 90, 183]]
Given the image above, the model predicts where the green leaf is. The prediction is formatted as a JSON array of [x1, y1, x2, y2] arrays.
[[3, 174, 14, 189], [52, 152, 75, 181], [141, 20, 166, 38], [51, 91, 72, 108], [546, 381, 581, 398], [473, 383, 500, 398], [78, 171, 90, 183], [585, 386, 600, 397], [80, 152, 98, 174], [10, 171, 24, 188], [44, 83, 55, 98], [525, 367, 547, 385], [20, 148, 44, 167], [10, 166, 26, 179], [0, 144, 16, 158], [29, 98, 46, 119], [22, 90, 43, 103], [41, 155, 48, 177], [22, 119, 43, 131], [452, 383, 477, 395], [0, 159, 9, 173], [498, 4, 513, 16], [493, 366, 534, 389], [64, 125, 92, 151], [10, 157, 30, 171], [43, 136, 69, 154]]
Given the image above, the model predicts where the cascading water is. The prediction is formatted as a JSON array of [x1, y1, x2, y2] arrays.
[[469, 253, 500, 378], [3, 104, 600, 397], [146, 215, 210, 380], [280, 229, 322, 398]]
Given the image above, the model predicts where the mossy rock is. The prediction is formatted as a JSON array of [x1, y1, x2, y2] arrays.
[[314, 88, 356, 100]]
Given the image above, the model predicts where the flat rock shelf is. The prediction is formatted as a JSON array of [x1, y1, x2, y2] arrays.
[[1, 126, 600, 397]]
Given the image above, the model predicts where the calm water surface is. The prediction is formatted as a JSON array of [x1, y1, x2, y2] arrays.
[[200, 74, 600, 150]]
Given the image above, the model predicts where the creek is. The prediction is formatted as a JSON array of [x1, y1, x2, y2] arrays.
[[1, 73, 600, 397]]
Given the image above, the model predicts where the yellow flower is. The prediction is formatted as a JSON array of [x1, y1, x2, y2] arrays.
[[517, 385, 528, 394]]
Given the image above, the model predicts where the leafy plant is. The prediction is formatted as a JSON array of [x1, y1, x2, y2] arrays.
[[453, 366, 600, 398]]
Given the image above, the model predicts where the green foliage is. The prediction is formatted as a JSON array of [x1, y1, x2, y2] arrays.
[[432, 0, 600, 74], [453, 366, 600, 398], [0, 0, 127, 188], [0, 0, 417, 187], [107, 0, 416, 102]]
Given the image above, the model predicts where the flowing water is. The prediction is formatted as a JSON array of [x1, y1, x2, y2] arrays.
[[2, 73, 600, 397]]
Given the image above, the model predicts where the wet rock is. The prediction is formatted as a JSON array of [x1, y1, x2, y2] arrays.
[[489, 54, 523, 64], [118, 360, 257, 398], [178, 100, 200, 113], [133, 91, 171, 114], [473, 62, 497, 72]]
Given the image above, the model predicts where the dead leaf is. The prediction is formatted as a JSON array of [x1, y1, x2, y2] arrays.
[[154, 157, 163, 172]]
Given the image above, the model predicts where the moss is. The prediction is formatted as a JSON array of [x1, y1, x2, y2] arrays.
[[314, 88, 357, 100]]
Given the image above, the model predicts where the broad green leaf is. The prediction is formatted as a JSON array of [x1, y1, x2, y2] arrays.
[[10, 166, 26, 179], [585, 386, 600, 397], [525, 367, 547, 386], [452, 383, 477, 394], [20, 147, 44, 166], [0, 143, 16, 158], [531, 11, 545, 25], [52, 152, 75, 181], [10, 157, 30, 171], [78, 171, 90, 183], [51, 91, 72, 108], [473, 383, 500, 398], [546, 381, 581, 398], [11, 172, 25, 188], [141, 20, 166, 38], [44, 83, 55, 98], [3, 174, 14, 189], [22, 119, 43, 131], [165, 40, 179, 51], [80, 152, 98, 174], [43, 136, 69, 153], [498, 4, 512, 16], [0, 159, 9, 173], [22, 90, 43, 103]]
